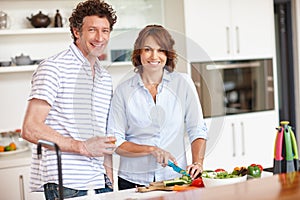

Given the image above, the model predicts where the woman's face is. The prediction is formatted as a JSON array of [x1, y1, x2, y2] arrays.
[[140, 36, 167, 73], [73, 15, 110, 59]]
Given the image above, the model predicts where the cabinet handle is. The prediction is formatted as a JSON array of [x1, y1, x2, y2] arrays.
[[235, 26, 240, 53], [226, 26, 230, 54], [241, 122, 245, 156], [19, 174, 25, 200], [231, 123, 236, 157]]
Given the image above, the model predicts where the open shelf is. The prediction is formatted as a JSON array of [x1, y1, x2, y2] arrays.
[[0, 28, 69, 36], [0, 65, 37, 73], [0, 61, 132, 74]]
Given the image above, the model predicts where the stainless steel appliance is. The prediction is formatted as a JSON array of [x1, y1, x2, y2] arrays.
[[191, 59, 274, 118]]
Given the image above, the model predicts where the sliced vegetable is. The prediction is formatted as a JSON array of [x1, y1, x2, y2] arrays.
[[190, 178, 204, 187], [202, 171, 241, 179], [173, 185, 198, 191], [215, 168, 226, 172], [180, 175, 192, 184], [163, 179, 187, 186]]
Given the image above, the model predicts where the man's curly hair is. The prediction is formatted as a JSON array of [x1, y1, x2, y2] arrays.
[[69, 0, 117, 43]]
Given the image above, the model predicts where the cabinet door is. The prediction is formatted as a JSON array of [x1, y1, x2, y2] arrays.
[[231, 0, 274, 59], [204, 111, 278, 170], [0, 165, 30, 200], [184, 0, 274, 62], [184, 0, 231, 62], [204, 116, 238, 171], [240, 111, 278, 168]]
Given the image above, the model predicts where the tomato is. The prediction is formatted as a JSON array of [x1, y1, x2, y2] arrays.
[[215, 168, 226, 172], [15, 129, 21, 133], [190, 178, 204, 187]]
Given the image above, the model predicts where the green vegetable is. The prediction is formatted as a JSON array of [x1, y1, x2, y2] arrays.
[[201, 171, 241, 179], [247, 165, 261, 178], [163, 179, 187, 186], [180, 175, 192, 184]]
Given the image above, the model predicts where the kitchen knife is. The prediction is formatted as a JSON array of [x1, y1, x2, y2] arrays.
[[284, 124, 295, 173], [167, 160, 190, 177], [274, 126, 284, 174], [289, 126, 299, 171]]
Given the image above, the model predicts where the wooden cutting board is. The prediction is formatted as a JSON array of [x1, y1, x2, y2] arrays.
[[137, 181, 195, 193], [137, 181, 173, 193]]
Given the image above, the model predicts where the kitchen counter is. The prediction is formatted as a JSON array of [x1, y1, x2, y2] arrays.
[[0, 147, 31, 169], [70, 171, 300, 200]]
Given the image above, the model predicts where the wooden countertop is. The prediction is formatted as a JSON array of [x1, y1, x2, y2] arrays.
[[149, 171, 300, 200], [71, 171, 300, 200]]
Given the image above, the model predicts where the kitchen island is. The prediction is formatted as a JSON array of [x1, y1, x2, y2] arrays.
[[71, 171, 300, 200]]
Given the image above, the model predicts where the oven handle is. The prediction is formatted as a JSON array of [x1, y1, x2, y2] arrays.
[[206, 61, 260, 70]]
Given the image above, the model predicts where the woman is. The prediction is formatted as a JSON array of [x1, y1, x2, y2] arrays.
[[107, 25, 207, 190]]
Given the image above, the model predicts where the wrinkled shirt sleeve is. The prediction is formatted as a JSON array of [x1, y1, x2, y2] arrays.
[[107, 86, 128, 147], [181, 73, 208, 142]]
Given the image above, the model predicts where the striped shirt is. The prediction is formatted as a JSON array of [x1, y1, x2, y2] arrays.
[[107, 70, 207, 185], [28, 43, 113, 191]]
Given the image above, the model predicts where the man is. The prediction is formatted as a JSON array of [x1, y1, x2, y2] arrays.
[[21, 1, 117, 199]]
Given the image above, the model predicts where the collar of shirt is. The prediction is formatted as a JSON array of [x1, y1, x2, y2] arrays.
[[69, 43, 104, 76], [131, 69, 172, 88]]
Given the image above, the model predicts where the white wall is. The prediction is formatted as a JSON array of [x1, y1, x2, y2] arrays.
[[0, 0, 186, 132], [292, 0, 300, 153]]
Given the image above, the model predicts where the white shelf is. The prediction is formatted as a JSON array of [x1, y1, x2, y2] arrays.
[[0, 62, 132, 74], [103, 61, 132, 67], [0, 65, 37, 73], [0, 28, 69, 36]]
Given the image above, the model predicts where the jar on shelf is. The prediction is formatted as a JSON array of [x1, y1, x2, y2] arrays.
[[54, 9, 63, 27]]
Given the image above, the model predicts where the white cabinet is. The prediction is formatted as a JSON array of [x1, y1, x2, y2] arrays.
[[0, 150, 44, 200], [204, 111, 278, 171], [184, 0, 274, 62], [0, 165, 30, 200]]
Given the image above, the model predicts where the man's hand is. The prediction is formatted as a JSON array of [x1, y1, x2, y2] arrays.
[[81, 136, 116, 157]]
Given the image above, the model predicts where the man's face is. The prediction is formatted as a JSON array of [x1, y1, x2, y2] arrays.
[[73, 15, 110, 59]]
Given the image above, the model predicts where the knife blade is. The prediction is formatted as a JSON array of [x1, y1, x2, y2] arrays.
[[167, 160, 190, 177]]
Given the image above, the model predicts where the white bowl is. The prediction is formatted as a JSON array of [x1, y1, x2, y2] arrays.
[[202, 174, 247, 188]]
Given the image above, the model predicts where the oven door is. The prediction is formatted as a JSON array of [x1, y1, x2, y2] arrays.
[[191, 59, 274, 118]]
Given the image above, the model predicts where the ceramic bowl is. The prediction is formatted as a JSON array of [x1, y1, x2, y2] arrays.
[[0, 61, 11, 67], [202, 172, 247, 188]]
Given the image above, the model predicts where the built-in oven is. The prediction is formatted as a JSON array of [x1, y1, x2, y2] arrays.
[[191, 59, 274, 118]]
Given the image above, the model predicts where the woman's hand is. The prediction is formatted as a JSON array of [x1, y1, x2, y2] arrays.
[[186, 162, 203, 179], [150, 146, 177, 167]]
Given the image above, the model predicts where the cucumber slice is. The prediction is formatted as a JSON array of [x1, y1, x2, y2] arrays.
[[163, 179, 187, 186]]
